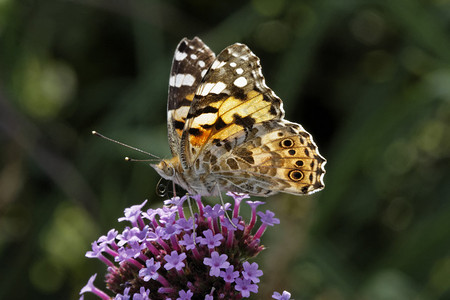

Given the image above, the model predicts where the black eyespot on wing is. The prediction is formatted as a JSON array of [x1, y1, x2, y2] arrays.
[[288, 170, 303, 181], [295, 160, 304, 167], [280, 138, 294, 148]]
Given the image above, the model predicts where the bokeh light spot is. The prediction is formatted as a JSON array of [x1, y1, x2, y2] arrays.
[[383, 139, 418, 175], [349, 9, 386, 46], [17, 56, 77, 119]]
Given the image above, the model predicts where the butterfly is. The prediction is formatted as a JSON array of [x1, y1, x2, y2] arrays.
[[152, 37, 326, 197]]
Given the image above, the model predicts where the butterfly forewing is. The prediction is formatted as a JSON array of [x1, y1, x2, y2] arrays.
[[167, 37, 215, 156], [180, 43, 285, 168]]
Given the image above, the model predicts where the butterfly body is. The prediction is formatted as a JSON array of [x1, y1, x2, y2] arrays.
[[152, 37, 326, 196]]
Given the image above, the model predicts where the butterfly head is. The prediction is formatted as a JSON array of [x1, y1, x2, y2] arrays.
[[151, 159, 176, 180], [151, 156, 193, 194]]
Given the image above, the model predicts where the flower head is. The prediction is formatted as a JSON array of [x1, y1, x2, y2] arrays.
[[81, 194, 288, 299]]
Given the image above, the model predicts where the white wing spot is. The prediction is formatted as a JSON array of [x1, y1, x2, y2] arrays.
[[201, 69, 207, 77], [230, 62, 237, 68], [210, 81, 227, 94], [182, 74, 196, 86], [190, 54, 198, 59], [198, 82, 227, 96], [191, 113, 217, 127], [172, 73, 196, 87], [236, 68, 243, 75], [197, 83, 214, 96], [198, 60, 205, 68], [233, 76, 247, 88], [175, 51, 187, 61], [169, 75, 176, 87], [211, 60, 226, 69], [173, 106, 190, 119]]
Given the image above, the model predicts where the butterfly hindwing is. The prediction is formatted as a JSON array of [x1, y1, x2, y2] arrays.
[[206, 120, 326, 195], [167, 37, 215, 156]]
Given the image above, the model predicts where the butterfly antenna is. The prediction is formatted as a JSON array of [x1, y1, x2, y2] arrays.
[[92, 131, 160, 159], [125, 157, 159, 162]]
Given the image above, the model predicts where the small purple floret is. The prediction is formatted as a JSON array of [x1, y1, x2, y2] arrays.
[[198, 229, 223, 249], [203, 251, 230, 277], [220, 266, 240, 283], [235, 278, 258, 298], [164, 251, 187, 271], [179, 233, 197, 250], [257, 210, 280, 226], [176, 289, 193, 300], [272, 290, 292, 299], [139, 258, 160, 281], [118, 200, 147, 226], [242, 261, 263, 283], [204, 204, 225, 219]]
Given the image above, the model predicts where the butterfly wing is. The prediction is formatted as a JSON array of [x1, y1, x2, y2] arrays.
[[179, 42, 326, 196], [167, 37, 215, 156], [210, 120, 326, 195], [180, 43, 285, 167]]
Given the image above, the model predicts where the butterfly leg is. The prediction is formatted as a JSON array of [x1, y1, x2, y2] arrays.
[[216, 183, 237, 228], [186, 194, 197, 243], [172, 181, 177, 197]]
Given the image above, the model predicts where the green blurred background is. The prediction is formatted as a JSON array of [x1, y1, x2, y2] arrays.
[[1, 0, 450, 299]]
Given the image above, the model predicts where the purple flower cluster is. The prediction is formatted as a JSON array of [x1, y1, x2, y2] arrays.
[[80, 192, 292, 299]]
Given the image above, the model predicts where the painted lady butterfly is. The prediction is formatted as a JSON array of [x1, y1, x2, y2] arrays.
[[152, 37, 326, 196]]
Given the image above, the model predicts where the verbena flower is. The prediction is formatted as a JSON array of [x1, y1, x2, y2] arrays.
[[81, 192, 290, 299], [272, 290, 292, 299]]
